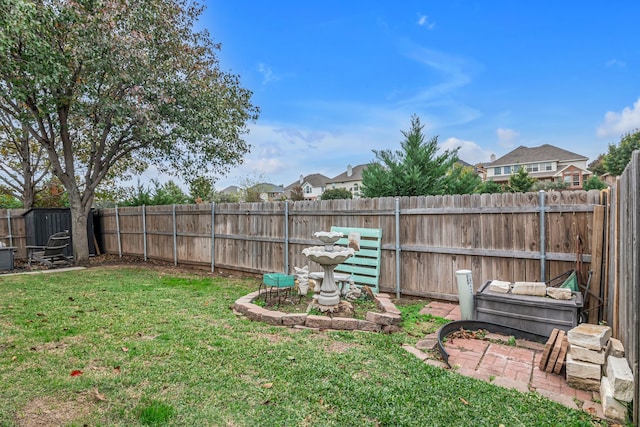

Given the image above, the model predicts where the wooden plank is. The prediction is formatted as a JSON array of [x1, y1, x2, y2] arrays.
[[588, 205, 605, 323], [539, 328, 560, 371], [546, 330, 566, 373], [553, 336, 569, 374]]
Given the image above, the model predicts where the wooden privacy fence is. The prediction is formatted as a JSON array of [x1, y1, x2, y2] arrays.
[[94, 190, 605, 310], [606, 151, 640, 424]]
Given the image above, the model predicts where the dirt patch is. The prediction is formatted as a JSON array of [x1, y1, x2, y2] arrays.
[[254, 333, 293, 344], [15, 393, 97, 427], [30, 336, 83, 355], [326, 341, 362, 353]]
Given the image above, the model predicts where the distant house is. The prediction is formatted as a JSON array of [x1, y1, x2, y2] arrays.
[[221, 183, 284, 202], [220, 185, 242, 195], [251, 183, 284, 201], [484, 144, 591, 189], [284, 174, 330, 200], [326, 164, 369, 198]]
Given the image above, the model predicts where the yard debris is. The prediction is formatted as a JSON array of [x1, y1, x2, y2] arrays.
[[93, 388, 107, 401], [448, 328, 487, 340]]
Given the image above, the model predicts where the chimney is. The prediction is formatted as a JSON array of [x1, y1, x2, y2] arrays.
[[490, 154, 496, 162], [299, 174, 304, 185], [347, 164, 353, 177]]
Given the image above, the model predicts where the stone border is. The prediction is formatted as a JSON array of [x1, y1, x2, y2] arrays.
[[233, 291, 402, 333]]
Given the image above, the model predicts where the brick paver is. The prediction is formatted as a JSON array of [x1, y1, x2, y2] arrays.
[[411, 301, 605, 420]]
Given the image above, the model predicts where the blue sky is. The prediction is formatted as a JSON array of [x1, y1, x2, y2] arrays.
[[191, 1, 640, 190]]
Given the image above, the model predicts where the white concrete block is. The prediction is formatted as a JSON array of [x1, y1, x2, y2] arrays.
[[512, 281, 547, 296]]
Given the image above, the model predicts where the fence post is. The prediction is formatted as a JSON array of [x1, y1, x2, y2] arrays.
[[142, 205, 147, 261], [172, 204, 177, 266], [539, 190, 546, 281], [211, 202, 215, 273], [284, 200, 289, 274], [115, 205, 122, 257], [395, 197, 401, 299], [7, 210, 13, 247]]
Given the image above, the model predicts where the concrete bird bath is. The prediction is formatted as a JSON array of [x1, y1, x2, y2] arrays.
[[302, 231, 355, 307]]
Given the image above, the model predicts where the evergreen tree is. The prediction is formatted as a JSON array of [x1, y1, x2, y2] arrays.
[[507, 167, 536, 193], [361, 115, 458, 197], [476, 180, 503, 194], [445, 164, 482, 195]]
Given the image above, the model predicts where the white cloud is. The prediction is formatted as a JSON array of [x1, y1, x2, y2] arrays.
[[257, 62, 279, 85], [496, 128, 519, 148], [440, 137, 493, 164], [597, 98, 640, 137], [417, 14, 435, 30], [605, 59, 626, 68]]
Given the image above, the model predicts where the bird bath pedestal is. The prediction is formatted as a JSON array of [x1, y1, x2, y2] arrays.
[[302, 232, 355, 307]]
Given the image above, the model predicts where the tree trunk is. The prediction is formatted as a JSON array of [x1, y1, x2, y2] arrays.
[[69, 199, 90, 265]]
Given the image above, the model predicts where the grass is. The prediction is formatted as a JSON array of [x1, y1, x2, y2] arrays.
[[0, 266, 603, 426]]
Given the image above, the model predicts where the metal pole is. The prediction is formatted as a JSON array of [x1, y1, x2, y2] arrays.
[[539, 190, 546, 281], [395, 197, 401, 299], [211, 202, 215, 273], [115, 205, 122, 257], [284, 200, 289, 274], [172, 204, 177, 266], [142, 205, 147, 261], [7, 210, 13, 247]]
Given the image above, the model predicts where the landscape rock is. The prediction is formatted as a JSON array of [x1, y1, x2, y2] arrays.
[[489, 280, 510, 293], [546, 287, 572, 300], [600, 376, 628, 423], [607, 337, 625, 358], [566, 353, 601, 380], [512, 281, 547, 296], [606, 356, 634, 402], [567, 324, 612, 351], [566, 376, 601, 391], [569, 343, 605, 365]]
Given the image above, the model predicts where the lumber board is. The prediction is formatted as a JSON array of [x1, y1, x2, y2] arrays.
[[546, 330, 566, 373], [539, 328, 560, 371], [553, 336, 569, 375]]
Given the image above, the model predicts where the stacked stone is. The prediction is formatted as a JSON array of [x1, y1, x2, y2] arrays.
[[566, 324, 633, 423], [566, 324, 610, 391]]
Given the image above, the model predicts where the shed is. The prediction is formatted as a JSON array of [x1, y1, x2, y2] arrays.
[[23, 208, 96, 257]]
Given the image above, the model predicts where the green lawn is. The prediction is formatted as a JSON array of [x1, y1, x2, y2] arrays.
[[0, 267, 602, 426]]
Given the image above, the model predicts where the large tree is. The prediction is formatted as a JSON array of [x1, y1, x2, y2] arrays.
[[0, 111, 50, 208], [361, 115, 459, 197], [0, 0, 258, 263]]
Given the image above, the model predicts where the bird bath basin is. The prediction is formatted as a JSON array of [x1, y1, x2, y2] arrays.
[[302, 231, 355, 306]]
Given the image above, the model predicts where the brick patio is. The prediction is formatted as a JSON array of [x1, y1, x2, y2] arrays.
[[403, 301, 605, 420]]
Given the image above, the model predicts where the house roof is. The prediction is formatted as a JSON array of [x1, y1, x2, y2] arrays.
[[326, 164, 370, 184], [220, 185, 240, 194], [486, 144, 588, 167], [253, 183, 284, 193], [284, 173, 330, 191]]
